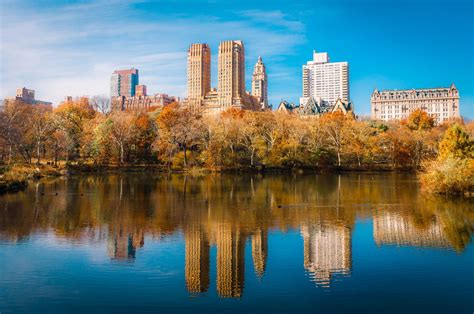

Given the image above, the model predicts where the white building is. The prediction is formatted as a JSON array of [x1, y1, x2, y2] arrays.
[[371, 84, 460, 124], [300, 51, 349, 106]]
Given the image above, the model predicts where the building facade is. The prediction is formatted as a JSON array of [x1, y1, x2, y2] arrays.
[[112, 93, 180, 111], [251, 56, 268, 109], [187, 43, 211, 109], [371, 84, 460, 124], [217, 40, 246, 109], [300, 51, 349, 107], [186, 40, 264, 115], [135, 85, 147, 97], [277, 98, 354, 118], [110, 68, 139, 97]]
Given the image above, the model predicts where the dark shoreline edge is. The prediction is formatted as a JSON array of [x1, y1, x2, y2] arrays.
[[0, 164, 415, 195]]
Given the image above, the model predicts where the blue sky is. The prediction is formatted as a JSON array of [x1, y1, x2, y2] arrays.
[[1, 0, 473, 117]]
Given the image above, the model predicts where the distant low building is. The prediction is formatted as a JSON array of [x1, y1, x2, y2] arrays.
[[135, 85, 147, 97], [13, 87, 52, 106], [112, 93, 180, 111], [371, 84, 460, 124], [277, 97, 354, 118]]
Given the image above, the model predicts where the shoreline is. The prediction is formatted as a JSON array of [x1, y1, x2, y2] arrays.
[[0, 163, 417, 195]]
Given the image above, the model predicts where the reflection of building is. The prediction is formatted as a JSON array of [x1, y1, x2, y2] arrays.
[[373, 211, 450, 248], [371, 84, 460, 124], [107, 228, 144, 261], [186, 40, 264, 114], [110, 68, 139, 97], [300, 51, 349, 107], [184, 225, 210, 293], [301, 223, 351, 287], [216, 223, 245, 298], [251, 229, 268, 278]]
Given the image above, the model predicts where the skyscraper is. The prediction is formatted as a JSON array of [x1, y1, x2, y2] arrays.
[[300, 51, 349, 106], [186, 40, 264, 114], [110, 68, 139, 97], [251, 56, 268, 109], [187, 44, 211, 108], [217, 40, 246, 108]]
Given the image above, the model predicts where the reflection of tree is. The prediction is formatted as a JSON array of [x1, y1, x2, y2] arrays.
[[0, 173, 472, 296]]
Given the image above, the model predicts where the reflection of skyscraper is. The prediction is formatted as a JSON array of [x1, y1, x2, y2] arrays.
[[107, 227, 144, 261], [216, 223, 245, 298], [373, 211, 450, 248], [251, 228, 268, 278], [301, 223, 351, 287], [184, 225, 210, 293]]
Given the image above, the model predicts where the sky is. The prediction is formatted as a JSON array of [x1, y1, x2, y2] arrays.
[[0, 0, 473, 117]]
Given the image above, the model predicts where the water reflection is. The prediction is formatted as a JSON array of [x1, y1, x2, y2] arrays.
[[0, 173, 472, 298]]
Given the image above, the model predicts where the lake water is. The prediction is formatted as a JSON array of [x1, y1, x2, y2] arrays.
[[0, 173, 473, 313]]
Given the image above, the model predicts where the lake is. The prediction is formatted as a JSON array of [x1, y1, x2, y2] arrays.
[[0, 173, 473, 313]]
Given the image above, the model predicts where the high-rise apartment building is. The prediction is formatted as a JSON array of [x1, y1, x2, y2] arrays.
[[110, 68, 139, 97], [186, 40, 264, 114], [371, 84, 460, 124], [217, 40, 246, 108], [187, 44, 211, 108], [251, 56, 268, 109], [300, 51, 349, 106]]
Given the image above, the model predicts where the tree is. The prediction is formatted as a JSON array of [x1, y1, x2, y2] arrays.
[[320, 112, 350, 167], [156, 104, 204, 168], [108, 111, 135, 164], [53, 98, 96, 162], [90, 95, 111, 115], [438, 123, 473, 160], [405, 109, 435, 131], [0, 99, 28, 164], [27, 104, 53, 165]]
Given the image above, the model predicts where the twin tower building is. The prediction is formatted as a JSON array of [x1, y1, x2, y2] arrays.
[[187, 41, 269, 114]]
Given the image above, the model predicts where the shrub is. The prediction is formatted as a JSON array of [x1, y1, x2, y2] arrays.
[[420, 157, 474, 195]]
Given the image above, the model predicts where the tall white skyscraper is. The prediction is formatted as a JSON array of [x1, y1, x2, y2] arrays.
[[300, 51, 349, 106]]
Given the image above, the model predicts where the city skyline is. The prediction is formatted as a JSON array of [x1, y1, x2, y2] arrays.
[[0, 0, 473, 118]]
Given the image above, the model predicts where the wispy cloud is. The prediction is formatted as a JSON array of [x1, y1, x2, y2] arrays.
[[0, 0, 306, 106]]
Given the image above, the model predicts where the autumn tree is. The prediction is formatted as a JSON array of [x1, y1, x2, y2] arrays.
[[320, 112, 351, 167], [0, 99, 28, 164], [27, 104, 53, 165], [438, 123, 474, 160], [156, 104, 204, 168], [53, 98, 96, 162], [108, 111, 135, 164], [405, 109, 435, 131]]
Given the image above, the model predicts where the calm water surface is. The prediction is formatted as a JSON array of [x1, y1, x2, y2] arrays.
[[0, 173, 473, 313]]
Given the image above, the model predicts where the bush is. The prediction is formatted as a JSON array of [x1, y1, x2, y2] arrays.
[[420, 157, 474, 195]]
